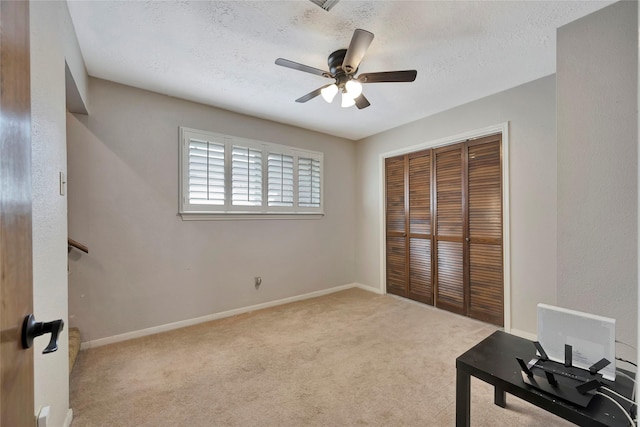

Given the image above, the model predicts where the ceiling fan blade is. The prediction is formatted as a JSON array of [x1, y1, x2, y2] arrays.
[[354, 94, 370, 110], [275, 58, 331, 78], [295, 85, 332, 103], [357, 70, 417, 83], [342, 29, 374, 74]]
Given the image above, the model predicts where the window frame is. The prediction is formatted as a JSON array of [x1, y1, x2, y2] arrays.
[[179, 127, 324, 219]]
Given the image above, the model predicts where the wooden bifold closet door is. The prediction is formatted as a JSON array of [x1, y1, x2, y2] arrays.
[[434, 144, 465, 314], [466, 137, 503, 325], [385, 150, 433, 304], [385, 155, 407, 297], [385, 134, 503, 326]]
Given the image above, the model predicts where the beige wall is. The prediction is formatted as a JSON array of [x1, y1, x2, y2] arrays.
[[31, 1, 87, 425], [67, 78, 357, 343], [355, 75, 558, 337], [557, 1, 638, 357]]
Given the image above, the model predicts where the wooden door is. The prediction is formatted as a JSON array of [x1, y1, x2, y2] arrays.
[[385, 151, 433, 303], [385, 136, 503, 325], [433, 145, 465, 315], [0, 1, 35, 425], [407, 150, 432, 304], [385, 155, 407, 297], [467, 136, 503, 325]]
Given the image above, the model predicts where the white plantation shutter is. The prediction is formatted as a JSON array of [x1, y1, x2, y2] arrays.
[[298, 157, 321, 207], [180, 127, 323, 217], [267, 153, 294, 207], [232, 146, 262, 206], [188, 138, 225, 205]]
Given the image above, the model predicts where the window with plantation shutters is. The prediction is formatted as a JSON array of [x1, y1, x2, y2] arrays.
[[232, 146, 262, 206], [268, 153, 294, 207], [298, 157, 321, 208], [179, 127, 323, 218], [188, 138, 225, 206]]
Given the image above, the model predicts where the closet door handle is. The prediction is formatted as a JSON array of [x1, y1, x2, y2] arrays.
[[402, 233, 407, 237], [465, 237, 470, 242]]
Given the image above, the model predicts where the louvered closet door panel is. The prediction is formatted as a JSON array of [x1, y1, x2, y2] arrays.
[[468, 140, 501, 240], [385, 155, 407, 297], [469, 244, 503, 325], [467, 138, 503, 325], [408, 151, 430, 234], [436, 241, 464, 312], [434, 146, 464, 314], [408, 150, 432, 304], [435, 148, 463, 237], [386, 156, 406, 234], [387, 236, 407, 296], [409, 238, 432, 304]]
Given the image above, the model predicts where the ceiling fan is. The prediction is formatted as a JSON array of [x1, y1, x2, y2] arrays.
[[275, 29, 417, 110]]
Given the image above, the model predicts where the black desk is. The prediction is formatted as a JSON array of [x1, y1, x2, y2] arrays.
[[456, 331, 635, 427]]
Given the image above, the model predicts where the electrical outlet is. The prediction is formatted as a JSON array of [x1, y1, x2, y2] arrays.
[[254, 276, 262, 289]]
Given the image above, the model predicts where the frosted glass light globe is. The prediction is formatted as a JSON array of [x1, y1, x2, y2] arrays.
[[321, 84, 338, 102], [345, 80, 363, 98]]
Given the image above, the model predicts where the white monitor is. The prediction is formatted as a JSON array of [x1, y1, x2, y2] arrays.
[[537, 303, 616, 380]]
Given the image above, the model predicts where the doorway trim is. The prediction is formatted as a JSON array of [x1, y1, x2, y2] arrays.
[[378, 122, 511, 332]]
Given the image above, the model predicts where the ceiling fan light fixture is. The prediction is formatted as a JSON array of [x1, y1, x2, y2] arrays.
[[275, 28, 417, 110], [341, 91, 356, 108], [345, 80, 362, 98], [321, 84, 339, 103]]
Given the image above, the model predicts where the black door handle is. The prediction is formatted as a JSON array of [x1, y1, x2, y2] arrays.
[[21, 314, 64, 354]]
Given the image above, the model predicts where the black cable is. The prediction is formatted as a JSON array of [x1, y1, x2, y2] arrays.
[[617, 357, 638, 367]]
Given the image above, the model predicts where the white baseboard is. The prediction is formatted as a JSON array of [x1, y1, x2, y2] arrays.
[[63, 409, 73, 427], [353, 282, 385, 294], [81, 283, 379, 350], [509, 328, 537, 341]]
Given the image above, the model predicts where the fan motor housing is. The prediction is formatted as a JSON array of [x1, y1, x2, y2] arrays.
[[328, 49, 351, 76]]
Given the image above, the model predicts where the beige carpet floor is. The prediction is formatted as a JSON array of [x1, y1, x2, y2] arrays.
[[69, 288, 573, 426]]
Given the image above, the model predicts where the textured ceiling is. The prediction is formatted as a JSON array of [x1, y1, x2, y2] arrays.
[[67, 1, 613, 141]]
